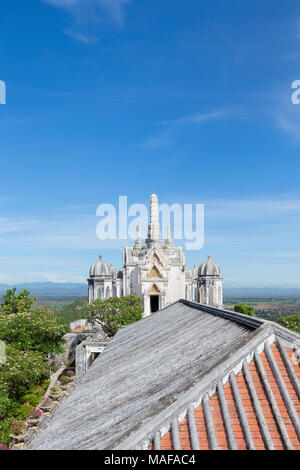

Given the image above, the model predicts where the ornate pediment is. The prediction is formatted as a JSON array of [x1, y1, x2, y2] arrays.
[[149, 283, 160, 293], [147, 265, 163, 279], [151, 253, 162, 266]]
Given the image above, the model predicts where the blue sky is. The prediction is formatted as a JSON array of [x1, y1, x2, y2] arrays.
[[0, 0, 300, 287]]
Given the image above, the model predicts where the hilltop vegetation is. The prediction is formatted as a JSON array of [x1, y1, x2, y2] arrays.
[[225, 296, 300, 322], [56, 298, 88, 324], [0, 289, 68, 446], [226, 297, 300, 334], [86, 295, 143, 337]]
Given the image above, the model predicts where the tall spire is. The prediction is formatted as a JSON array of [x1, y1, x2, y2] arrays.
[[165, 223, 174, 248], [146, 193, 162, 247]]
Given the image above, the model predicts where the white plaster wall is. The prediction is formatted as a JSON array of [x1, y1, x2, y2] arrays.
[[167, 266, 185, 304]]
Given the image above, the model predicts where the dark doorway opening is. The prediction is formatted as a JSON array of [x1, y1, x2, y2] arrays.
[[150, 295, 159, 313]]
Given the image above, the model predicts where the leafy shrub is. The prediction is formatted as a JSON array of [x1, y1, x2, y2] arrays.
[[0, 393, 14, 420], [86, 295, 143, 336], [8, 404, 33, 420], [59, 375, 70, 383], [278, 315, 300, 334], [234, 303, 255, 317], [20, 393, 41, 407], [0, 345, 48, 402]]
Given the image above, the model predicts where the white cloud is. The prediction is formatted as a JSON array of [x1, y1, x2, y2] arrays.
[[139, 109, 233, 150], [159, 110, 231, 126], [43, 0, 130, 25], [137, 133, 171, 150], [64, 29, 98, 43], [0, 218, 39, 235]]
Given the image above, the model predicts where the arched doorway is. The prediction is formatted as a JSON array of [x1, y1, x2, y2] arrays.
[[149, 284, 160, 313]]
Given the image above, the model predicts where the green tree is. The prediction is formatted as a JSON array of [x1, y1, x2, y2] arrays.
[[0, 289, 68, 447], [86, 295, 143, 336], [0, 345, 48, 408], [0, 308, 69, 355], [278, 315, 300, 334], [1, 288, 37, 314], [58, 297, 88, 324], [234, 302, 255, 317]]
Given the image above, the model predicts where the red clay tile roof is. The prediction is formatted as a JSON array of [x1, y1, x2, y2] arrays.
[[148, 342, 300, 451], [71, 327, 84, 333]]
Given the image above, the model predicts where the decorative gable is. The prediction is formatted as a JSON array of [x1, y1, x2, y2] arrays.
[[149, 284, 160, 293], [147, 265, 163, 279]]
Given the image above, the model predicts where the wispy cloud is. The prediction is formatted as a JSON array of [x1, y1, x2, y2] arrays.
[[137, 130, 172, 150], [44, 0, 130, 22], [64, 29, 98, 44], [138, 109, 234, 150], [159, 110, 231, 126], [0, 218, 39, 235], [43, 0, 131, 41]]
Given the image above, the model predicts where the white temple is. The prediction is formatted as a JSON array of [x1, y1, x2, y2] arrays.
[[88, 194, 223, 316]]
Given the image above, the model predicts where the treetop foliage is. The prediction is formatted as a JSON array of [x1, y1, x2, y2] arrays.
[[233, 302, 255, 317], [86, 294, 143, 336], [278, 315, 300, 334], [0, 288, 37, 315]]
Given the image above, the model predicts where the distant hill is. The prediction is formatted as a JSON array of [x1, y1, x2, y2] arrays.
[[0, 282, 299, 300], [224, 287, 300, 298], [0, 282, 87, 298]]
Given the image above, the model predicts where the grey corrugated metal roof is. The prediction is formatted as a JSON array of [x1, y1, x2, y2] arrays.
[[30, 300, 259, 450]]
